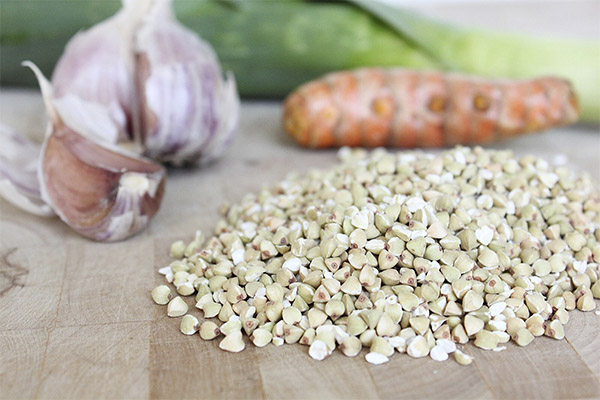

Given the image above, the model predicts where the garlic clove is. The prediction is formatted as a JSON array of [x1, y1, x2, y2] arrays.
[[135, 0, 239, 166], [26, 61, 166, 242], [0, 124, 54, 216], [40, 124, 166, 241], [52, 95, 122, 146], [50, 1, 151, 143], [197, 71, 239, 166]]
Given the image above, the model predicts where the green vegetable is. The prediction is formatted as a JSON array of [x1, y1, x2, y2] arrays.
[[0, 0, 439, 94], [351, 0, 600, 121], [1, 0, 598, 121]]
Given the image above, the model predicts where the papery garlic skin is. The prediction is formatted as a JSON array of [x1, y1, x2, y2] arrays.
[[1, 0, 238, 240], [135, 0, 239, 165], [0, 124, 54, 216], [49, 0, 239, 165], [51, 1, 149, 143], [26, 61, 166, 242], [39, 126, 166, 241]]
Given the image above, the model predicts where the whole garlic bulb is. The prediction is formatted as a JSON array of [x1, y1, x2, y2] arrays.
[[51, 1, 146, 143], [51, 0, 239, 165], [135, 0, 239, 165], [0, 0, 240, 242]]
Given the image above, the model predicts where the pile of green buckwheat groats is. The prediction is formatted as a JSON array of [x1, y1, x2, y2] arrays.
[[152, 146, 600, 365]]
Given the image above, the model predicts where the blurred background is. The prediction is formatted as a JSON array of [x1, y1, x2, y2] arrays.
[[2, 0, 598, 97], [1, 0, 598, 152], [398, 0, 599, 38]]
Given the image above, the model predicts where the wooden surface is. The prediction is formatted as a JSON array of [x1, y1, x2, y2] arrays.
[[1, 2, 600, 398], [1, 89, 599, 399]]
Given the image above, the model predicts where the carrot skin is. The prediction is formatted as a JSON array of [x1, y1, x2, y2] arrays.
[[525, 81, 551, 132], [497, 83, 528, 138], [469, 82, 501, 144], [325, 73, 362, 147], [418, 71, 447, 147], [444, 79, 474, 145], [389, 70, 420, 148], [355, 69, 393, 148], [283, 67, 580, 148]]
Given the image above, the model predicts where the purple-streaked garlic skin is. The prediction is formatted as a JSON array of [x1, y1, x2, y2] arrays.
[[51, 1, 149, 143], [0, 124, 54, 216], [39, 123, 166, 242], [25, 61, 167, 242], [50, 0, 239, 166], [0, 0, 239, 240], [0, 124, 43, 199], [196, 71, 239, 166], [135, 0, 239, 166]]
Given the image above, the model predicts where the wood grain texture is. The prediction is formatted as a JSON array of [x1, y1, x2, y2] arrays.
[[0, 329, 47, 399], [34, 323, 150, 399], [0, 87, 599, 399], [565, 310, 600, 374], [0, 246, 66, 331], [470, 339, 600, 399]]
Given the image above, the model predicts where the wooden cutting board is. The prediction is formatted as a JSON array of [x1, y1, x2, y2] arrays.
[[1, 91, 599, 399]]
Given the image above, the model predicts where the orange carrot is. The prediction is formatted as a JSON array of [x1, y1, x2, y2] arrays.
[[283, 68, 579, 148]]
